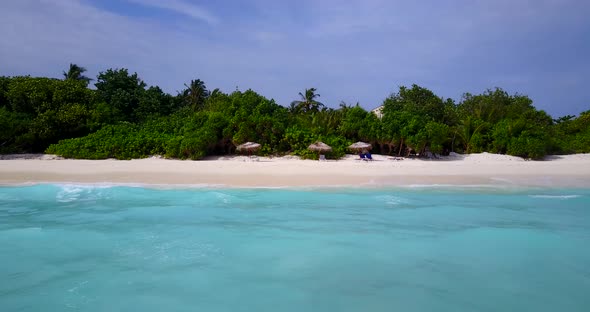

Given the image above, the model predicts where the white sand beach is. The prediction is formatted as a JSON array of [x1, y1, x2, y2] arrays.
[[1, 153, 590, 188]]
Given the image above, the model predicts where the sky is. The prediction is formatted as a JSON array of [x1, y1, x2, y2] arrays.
[[1, 0, 589, 117]]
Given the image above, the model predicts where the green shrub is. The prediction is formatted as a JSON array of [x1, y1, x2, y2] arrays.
[[46, 123, 168, 159], [506, 131, 548, 159]]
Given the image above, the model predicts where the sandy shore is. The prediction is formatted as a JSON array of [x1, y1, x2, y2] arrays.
[[1, 153, 590, 188]]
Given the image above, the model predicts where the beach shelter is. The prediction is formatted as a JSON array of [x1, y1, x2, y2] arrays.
[[308, 141, 332, 160], [236, 142, 261, 159], [348, 141, 372, 152]]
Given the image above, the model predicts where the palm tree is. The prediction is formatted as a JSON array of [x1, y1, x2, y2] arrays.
[[182, 79, 210, 110], [455, 116, 488, 153], [291, 88, 324, 113], [63, 63, 91, 84]]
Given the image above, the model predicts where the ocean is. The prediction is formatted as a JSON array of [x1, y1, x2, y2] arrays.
[[1, 184, 589, 311]]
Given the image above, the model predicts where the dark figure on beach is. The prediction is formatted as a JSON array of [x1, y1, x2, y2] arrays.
[[359, 151, 372, 161]]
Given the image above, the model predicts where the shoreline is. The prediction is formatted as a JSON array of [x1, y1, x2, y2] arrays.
[[1, 153, 590, 188]]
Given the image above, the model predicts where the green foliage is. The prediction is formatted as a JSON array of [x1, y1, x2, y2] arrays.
[[0, 76, 11, 108], [1, 77, 95, 152], [0, 68, 587, 160], [506, 130, 548, 159], [0, 107, 32, 153], [135, 86, 177, 121], [63, 63, 92, 85], [282, 126, 315, 155], [180, 79, 209, 111], [458, 88, 534, 123], [165, 129, 217, 160], [338, 104, 369, 140], [382, 84, 446, 122], [491, 119, 518, 154], [95, 68, 147, 121], [454, 89, 553, 158], [222, 90, 289, 154], [490, 115, 551, 159], [7, 77, 58, 114], [421, 122, 450, 154], [380, 85, 452, 155], [290, 88, 324, 113], [320, 135, 349, 159], [552, 110, 590, 154], [47, 123, 167, 159]]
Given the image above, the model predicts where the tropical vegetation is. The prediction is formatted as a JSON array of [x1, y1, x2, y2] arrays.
[[0, 65, 588, 160]]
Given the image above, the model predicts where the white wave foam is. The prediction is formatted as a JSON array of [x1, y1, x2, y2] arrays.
[[55, 184, 114, 202], [56, 185, 86, 202], [67, 281, 88, 293], [529, 195, 582, 199], [213, 191, 234, 204], [55, 182, 133, 189], [375, 195, 409, 206], [145, 183, 227, 190], [52, 182, 228, 190], [403, 184, 516, 190]]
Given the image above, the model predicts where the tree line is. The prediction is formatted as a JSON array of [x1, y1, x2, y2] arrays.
[[0, 64, 588, 160]]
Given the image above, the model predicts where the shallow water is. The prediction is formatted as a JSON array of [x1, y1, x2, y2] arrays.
[[1, 184, 589, 311]]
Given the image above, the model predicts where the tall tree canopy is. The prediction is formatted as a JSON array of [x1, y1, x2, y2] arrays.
[[380, 84, 451, 155], [95, 68, 147, 122]]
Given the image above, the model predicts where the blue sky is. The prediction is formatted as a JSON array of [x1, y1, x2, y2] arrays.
[[1, 0, 588, 117]]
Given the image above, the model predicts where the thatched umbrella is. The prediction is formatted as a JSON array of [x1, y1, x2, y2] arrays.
[[236, 142, 261, 158], [308, 141, 332, 160], [348, 141, 372, 152]]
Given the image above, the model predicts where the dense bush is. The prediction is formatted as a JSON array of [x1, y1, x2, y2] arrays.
[[46, 123, 167, 159], [552, 111, 590, 154]]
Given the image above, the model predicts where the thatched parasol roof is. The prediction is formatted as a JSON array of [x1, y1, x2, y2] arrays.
[[308, 141, 332, 153], [236, 142, 261, 152], [348, 141, 372, 151]]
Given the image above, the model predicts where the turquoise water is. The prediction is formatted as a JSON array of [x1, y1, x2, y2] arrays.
[[1, 184, 589, 311]]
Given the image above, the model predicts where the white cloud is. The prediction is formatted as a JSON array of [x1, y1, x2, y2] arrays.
[[126, 0, 219, 25], [0, 0, 227, 89]]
